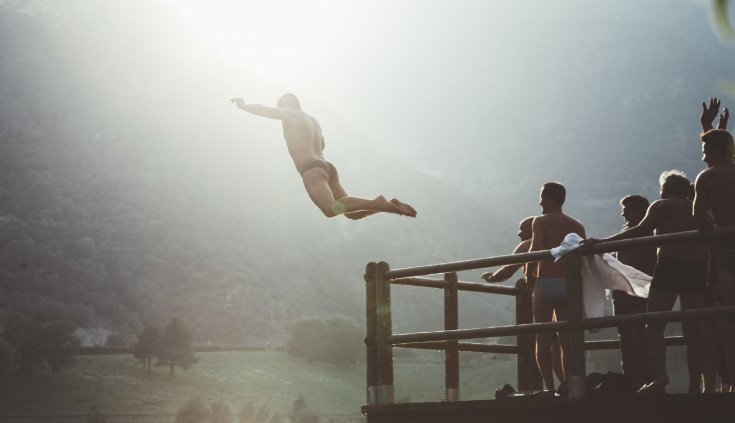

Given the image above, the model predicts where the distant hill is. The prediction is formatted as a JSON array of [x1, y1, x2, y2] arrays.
[[0, 2, 518, 345]]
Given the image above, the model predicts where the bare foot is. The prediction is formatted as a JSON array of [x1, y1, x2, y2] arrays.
[[372, 195, 404, 215], [390, 198, 417, 217]]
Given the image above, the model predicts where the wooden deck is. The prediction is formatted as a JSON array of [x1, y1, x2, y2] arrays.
[[362, 393, 735, 423]]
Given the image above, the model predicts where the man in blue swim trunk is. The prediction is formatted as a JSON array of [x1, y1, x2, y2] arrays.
[[526, 182, 586, 391]]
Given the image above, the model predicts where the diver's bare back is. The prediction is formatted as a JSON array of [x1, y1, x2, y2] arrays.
[[281, 113, 325, 169]]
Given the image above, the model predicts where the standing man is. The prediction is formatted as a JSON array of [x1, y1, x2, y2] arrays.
[[481, 216, 534, 283], [231, 94, 416, 219], [586, 171, 708, 394], [526, 182, 586, 391], [612, 195, 656, 389], [693, 128, 735, 389]]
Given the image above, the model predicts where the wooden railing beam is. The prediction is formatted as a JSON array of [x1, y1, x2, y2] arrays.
[[384, 227, 735, 279]]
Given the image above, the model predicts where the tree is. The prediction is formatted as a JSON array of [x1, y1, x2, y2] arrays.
[[287, 317, 328, 364], [287, 315, 362, 366], [133, 326, 160, 372], [41, 321, 78, 377], [2, 312, 77, 378], [156, 317, 197, 375], [238, 400, 274, 423], [3, 313, 44, 376], [324, 315, 361, 367], [175, 396, 209, 423], [288, 397, 317, 423], [208, 400, 232, 423]]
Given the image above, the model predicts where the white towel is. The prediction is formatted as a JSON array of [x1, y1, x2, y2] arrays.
[[550, 233, 652, 318]]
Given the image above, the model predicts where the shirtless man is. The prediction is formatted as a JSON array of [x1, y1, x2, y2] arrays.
[[586, 171, 708, 394], [482, 215, 565, 387], [526, 182, 586, 391], [481, 216, 534, 283], [231, 94, 416, 219], [693, 128, 735, 389]]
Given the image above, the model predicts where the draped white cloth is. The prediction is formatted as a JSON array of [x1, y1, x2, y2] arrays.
[[550, 233, 652, 318]]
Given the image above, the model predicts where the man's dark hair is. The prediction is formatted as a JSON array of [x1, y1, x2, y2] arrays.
[[701, 129, 734, 156], [659, 170, 691, 197], [620, 195, 649, 211], [542, 182, 566, 205]]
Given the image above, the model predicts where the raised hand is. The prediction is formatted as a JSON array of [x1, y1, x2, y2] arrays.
[[718, 107, 729, 130], [701, 97, 722, 131]]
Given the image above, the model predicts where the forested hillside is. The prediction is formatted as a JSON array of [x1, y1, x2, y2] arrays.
[[0, 2, 518, 346]]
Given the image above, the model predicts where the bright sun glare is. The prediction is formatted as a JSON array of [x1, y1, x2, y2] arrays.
[[170, 0, 344, 85]]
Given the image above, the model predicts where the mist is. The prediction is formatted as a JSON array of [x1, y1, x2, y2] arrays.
[[1, 0, 734, 344]]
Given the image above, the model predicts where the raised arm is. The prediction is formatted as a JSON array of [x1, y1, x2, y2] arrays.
[[230, 98, 301, 121], [701, 97, 722, 132], [718, 107, 729, 130]]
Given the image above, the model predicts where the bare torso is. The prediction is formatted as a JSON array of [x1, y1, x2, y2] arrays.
[[696, 165, 735, 228], [281, 113, 326, 170], [652, 198, 708, 260], [535, 213, 586, 279]]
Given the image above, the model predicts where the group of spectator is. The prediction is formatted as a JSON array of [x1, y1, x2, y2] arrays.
[[482, 97, 735, 395]]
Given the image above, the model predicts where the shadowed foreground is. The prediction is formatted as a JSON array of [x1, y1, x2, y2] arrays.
[[362, 393, 735, 423]]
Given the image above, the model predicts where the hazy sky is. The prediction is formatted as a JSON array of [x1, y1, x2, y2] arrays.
[[162, 0, 735, 225], [12, 0, 735, 235]]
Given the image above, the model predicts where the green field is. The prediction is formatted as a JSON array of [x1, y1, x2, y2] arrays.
[[0, 350, 518, 418]]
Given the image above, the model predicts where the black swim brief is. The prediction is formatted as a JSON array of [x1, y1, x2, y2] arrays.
[[717, 239, 735, 270], [650, 257, 707, 295], [297, 159, 337, 183]]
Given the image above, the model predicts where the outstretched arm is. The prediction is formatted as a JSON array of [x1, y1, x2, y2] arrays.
[[482, 240, 530, 283], [603, 203, 659, 242], [230, 98, 300, 121], [582, 203, 660, 249]]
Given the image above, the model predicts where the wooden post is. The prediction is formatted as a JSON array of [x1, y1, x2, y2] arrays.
[[364, 262, 378, 405], [564, 254, 587, 398], [444, 272, 460, 401], [515, 278, 540, 393], [375, 261, 395, 404]]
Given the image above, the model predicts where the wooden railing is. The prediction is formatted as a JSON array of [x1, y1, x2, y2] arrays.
[[364, 226, 735, 404]]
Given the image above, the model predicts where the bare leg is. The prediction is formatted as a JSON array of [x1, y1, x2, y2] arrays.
[[552, 330, 565, 383], [644, 289, 678, 392], [301, 169, 414, 218], [701, 313, 718, 393], [533, 291, 556, 390], [680, 293, 706, 393], [553, 305, 570, 385]]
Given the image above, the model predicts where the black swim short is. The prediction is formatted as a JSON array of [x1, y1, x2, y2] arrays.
[[297, 159, 337, 183], [650, 257, 707, 295], [717, 239, 735, 270]]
